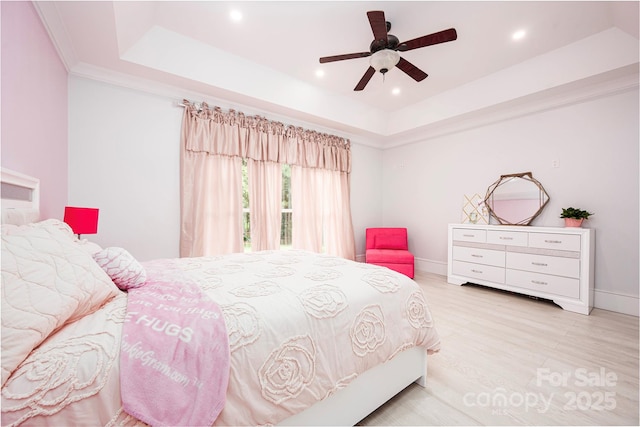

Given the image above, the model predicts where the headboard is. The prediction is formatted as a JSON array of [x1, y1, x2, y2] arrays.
[[1, 168, 40, 225]]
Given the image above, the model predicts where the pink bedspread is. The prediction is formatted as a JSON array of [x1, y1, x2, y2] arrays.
[[120, 260, 229, 426], [2, 250, 440, 427]]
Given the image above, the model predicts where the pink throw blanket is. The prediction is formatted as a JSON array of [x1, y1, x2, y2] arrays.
[[119, 260, 229, 426]]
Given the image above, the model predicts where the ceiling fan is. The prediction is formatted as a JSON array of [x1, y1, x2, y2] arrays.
[[319, 10, 457, 91]]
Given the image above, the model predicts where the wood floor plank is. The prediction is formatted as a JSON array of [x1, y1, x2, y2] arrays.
[[358, 273, 640, 426]]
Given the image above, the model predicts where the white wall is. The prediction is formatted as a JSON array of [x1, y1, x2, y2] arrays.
[[68, 76, 383, 261], [381, 88, 639, 313], [68, 76, 638, 314], [350, 143, 384, 258], [69, 78, 182, 260]]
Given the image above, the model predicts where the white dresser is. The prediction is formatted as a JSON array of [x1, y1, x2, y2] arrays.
[[447, 224, 595, 314]]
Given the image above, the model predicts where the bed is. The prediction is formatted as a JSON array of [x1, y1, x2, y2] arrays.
[[1, 167, 441, 426]]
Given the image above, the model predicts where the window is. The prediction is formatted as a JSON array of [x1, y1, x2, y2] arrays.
[[242, 160, 292, 251], [180, 101, 355, 259], [280, 164, 292, 248]]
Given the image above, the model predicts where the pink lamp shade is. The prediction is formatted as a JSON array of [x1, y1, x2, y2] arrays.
[[63, 206, 99, 236]]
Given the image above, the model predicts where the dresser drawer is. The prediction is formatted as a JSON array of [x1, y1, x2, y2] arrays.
[[448, 224, 593, 314], [452, 260, 505, 284], [452, 228, 486, 243], [528, 233, 581, 251], [506, 252, 580, 278], [487, 230, 528, 247], [506, 269, 579, 299], [453, 246, 505, 267]]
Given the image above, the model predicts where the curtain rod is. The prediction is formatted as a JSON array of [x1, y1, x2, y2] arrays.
[[178, 100, 350, 144], [178, 101, 197, 109]]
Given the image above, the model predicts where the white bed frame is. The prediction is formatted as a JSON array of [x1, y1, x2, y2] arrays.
[[1, 168, 40, 224], [279, 346, 427, 426], [0, 167, 428, 426]]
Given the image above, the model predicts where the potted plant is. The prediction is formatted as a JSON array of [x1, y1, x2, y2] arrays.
[[560, 207, 593, 227]]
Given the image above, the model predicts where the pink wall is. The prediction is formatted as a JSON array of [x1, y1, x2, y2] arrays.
[[1, 1, 68, 219]]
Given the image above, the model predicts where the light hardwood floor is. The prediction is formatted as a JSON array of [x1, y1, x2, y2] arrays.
[[359, 272, 639, 426]]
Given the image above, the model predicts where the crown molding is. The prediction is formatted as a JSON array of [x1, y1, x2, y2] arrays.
[[32, 1, 78, 72], [66, 61, 638, 151], [67, 62, 386, 149], [384, 64, 639, 149]]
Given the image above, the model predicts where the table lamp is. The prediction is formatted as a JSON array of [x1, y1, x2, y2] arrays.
[[63, 206, 99, 239]]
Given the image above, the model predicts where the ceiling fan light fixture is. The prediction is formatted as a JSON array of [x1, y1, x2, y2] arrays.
[[319, 10, 457, 91], [370, 49, 400, 74]]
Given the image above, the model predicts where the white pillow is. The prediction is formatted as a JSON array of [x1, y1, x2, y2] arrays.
[[93, 247, 147, 290], [3, 218, 72, 234], [1, 220, 120, 387], [1, 208, 39, 227], [75, 240, 103, 255]]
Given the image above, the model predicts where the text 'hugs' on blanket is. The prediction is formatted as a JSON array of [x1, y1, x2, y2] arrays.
[[119, 260, 230, 427]]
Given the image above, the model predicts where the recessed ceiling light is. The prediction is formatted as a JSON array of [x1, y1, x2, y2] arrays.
[[392, 87, 401, 95], [512, 29, 526, 41], [315, 69, 325, 78], [230, 10, 243, 22]]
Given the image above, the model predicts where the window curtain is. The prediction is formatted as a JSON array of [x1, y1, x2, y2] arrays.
[[291, 166, 323, 253], [180, 108, 244, 256], [248, 159, 282, 251], [291, 166, 356, 259], [180, 100, 356, 260], [323, 169, 356, 258]]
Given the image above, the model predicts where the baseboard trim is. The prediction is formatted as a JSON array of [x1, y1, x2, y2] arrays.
[[593, 289, 639, 317], [415, 258, 447, 276]]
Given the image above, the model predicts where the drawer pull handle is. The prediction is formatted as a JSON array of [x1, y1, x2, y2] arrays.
[[531, 262, 548, 267], [471, 254, 483, 258], [463, 234, 475, 238], [532, 280, 548, 286], [471, 269, 483, 274], [500, 236, 513, 240], [544, 239, 562, 244]]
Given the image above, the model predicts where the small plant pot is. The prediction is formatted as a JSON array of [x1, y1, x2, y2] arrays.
[[564, 218, 584, 228]]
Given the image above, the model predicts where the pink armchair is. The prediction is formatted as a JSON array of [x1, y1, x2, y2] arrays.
[[365, 228, 415, 278]]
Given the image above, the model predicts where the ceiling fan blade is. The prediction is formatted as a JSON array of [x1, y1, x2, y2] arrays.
[[319, 52, 371, 63], [367, 10, 388, 43], [396, 57, 428, 82], [398, 28, 457, 52], [354, 66, 376, 91]]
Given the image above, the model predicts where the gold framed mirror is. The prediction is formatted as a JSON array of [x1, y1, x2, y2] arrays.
[[484, 172, 550, 225]]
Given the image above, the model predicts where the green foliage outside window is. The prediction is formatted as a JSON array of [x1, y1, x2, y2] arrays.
[[242, 160, 292, 249]]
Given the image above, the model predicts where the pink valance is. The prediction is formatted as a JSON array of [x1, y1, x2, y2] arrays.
[[181, 100, 351, 173]]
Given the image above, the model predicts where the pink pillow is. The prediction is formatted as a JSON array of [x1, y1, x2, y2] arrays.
[[93, 247, 147, 290], [1, 220, 120, 387], [375, 233, 407, 250]]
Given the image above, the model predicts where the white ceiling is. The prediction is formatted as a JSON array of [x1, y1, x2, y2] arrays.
[[35, 1, 639, 146]]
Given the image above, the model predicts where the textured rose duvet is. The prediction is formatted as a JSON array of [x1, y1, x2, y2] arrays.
[[2, 242, 440, 426]]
